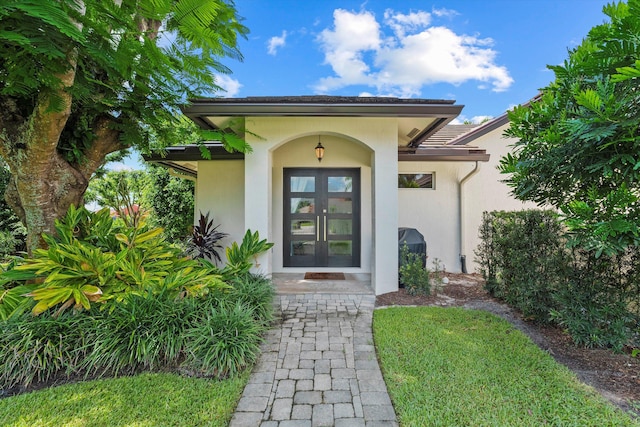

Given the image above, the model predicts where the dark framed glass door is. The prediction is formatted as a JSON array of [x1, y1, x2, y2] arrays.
[[284, 168, 360, 267]]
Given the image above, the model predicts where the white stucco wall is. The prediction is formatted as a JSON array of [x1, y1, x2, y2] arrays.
[[398, 162, 462, 274], [461, 124, 538, 272], [194, 160, 245, 251], [245, 116, 398, 295], [398, 123, 538, 274]]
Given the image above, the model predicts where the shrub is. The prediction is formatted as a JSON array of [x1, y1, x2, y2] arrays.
[[182, 301, 265, 378], [476, 210, 566, 321], [226, 273, 275, 326], [476, 209, 640, 350], [0, 312, 94, 390], [399, 244, 430, 296], [83, 288, 194, 376], [187, 212, 228, 263], [0, 205, 228, 316]]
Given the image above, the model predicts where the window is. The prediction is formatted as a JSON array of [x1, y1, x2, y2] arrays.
[[398, 173, 434, 189]]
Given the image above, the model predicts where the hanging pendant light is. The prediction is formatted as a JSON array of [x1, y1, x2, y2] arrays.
[[315, 136, 325, 162]]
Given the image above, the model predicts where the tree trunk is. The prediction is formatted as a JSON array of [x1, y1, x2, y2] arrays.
[[5, 154, 88, 254]]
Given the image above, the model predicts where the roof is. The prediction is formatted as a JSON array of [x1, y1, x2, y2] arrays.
[[145, 96, 496, 176], [182, 95, 464, 149], [449, 113, 509, 146], [421, 124, 479, 146]]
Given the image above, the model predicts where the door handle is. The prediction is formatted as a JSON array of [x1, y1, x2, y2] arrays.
[[316, 216, 320, 241], [324, 216, 327, 241]]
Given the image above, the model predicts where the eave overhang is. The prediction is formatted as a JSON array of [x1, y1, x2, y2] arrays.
[[182, 96, 464, 149], [142, 144, 243, 179], [399, 147, 490, 162]]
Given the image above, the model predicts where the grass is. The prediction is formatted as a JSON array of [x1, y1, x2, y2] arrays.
[[0, 372, 248, 427], [373, 306, 640, 427]]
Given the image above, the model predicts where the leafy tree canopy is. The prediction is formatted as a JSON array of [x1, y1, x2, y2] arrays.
[[0, 0, 249, 253], [500, 0, 640, 256]]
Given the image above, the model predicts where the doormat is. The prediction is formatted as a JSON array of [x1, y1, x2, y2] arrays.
[[304, 272, 346, 280]]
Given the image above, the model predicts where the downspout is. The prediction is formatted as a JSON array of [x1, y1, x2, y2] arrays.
[[459, 161, 480, 273]]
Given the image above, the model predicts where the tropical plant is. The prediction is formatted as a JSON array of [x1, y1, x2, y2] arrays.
[[187, 212, 228, 263], [0, 205, 228, 316], [226, 229, 274, 271], [0, 0, 250, 254], [500, 0, 640, 257]]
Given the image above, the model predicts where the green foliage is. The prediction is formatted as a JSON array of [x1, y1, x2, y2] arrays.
[[374, 307, 639, 426], [226, 273, 275, 326], [475, 210, 566, 321], [225, 229, 274, 272], [187, 212, 228, 263], [399, 243, 430, 296], [0, 0, 249, 155], [87, 166, 196, 242], [84, 289, 195, 376], [144, 164, 195, 241], [0, 205, 228, 316], [476, 210, 640, 350], [182, 301, 264, 378], [85, 170, 149, 225], [0, 275, 274, 390], [501, 0, 640, 256], [0, 159, 26, 257], [0, 312, 94, 389]]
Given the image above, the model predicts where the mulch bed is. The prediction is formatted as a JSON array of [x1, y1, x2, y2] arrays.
[[375, 273, 640, 417]]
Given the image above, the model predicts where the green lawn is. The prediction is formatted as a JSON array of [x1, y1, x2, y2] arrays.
[[374, 306, 639, 427], [0, 372, 248, 427]]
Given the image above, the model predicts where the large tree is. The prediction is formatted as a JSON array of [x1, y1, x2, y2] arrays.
[[0, 0, 248, 253], [500, 0, 640, 256]]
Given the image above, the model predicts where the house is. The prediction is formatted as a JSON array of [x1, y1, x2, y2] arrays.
[[145, 96, 534, 295]]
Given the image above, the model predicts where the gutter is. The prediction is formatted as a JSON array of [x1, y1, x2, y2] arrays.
[[458, 161, 481, 273]]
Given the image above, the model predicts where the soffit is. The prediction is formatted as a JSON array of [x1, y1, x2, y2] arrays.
[[183, 96, 463, 149]]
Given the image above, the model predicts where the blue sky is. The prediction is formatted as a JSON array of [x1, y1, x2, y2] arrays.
[[116, 0, 609, 170]]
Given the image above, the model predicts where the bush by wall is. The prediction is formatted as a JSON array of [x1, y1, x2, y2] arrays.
[[476, 210, 640, 351]]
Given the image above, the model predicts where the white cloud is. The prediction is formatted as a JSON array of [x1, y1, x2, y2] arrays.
[[451, 115, 493, 124], [315, 9, 381, 92], [267, 31, 287, 55], [432, 7, 459, 18], [383, 9, 431, 38], [107, 162, 134, 172], [314, 8, 513, 96], [215, 74, 242, 97]]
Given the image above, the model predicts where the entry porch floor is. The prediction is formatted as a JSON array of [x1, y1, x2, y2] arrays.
[[271, 273, 373, 294]]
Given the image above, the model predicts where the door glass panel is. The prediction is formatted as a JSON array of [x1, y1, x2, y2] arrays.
[[328, 219, 352, 235], [329, 241, 352, 256], [291, 241, 315, 256], [291, 220, 315, 235], [328, 197, 352, 214], [328, 176, 352, 192], [291, 176, 315, 192], [291, 198, 315, 214]]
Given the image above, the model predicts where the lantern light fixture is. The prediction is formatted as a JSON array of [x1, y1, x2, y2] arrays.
[[315, 137, 325, 162]]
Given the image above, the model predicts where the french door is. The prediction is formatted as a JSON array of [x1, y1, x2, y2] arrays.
[[284, 168, 360, 267]]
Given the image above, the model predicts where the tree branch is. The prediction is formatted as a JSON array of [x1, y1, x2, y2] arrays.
[[76, 115, 128, 180]]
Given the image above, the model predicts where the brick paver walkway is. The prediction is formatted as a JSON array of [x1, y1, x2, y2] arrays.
[[229, 294, 398, 427]]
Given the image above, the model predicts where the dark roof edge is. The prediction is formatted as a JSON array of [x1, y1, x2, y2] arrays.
[[187, 95, 457, 105], [449, 112, 509, 146], [142, 144, 244, 162], [156, 161, 198, 178], [399, 147, 490, 162]]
